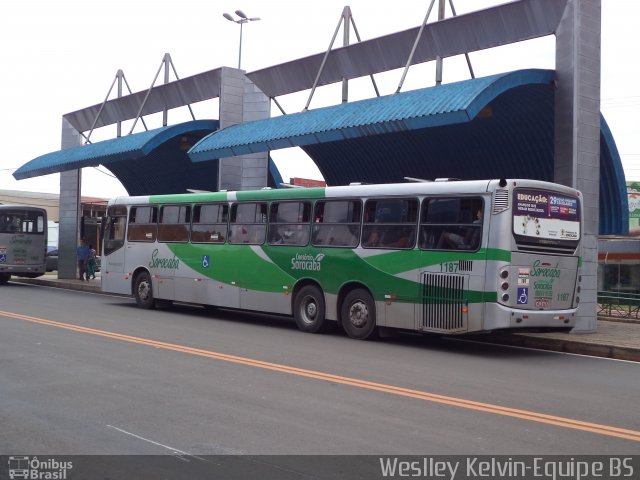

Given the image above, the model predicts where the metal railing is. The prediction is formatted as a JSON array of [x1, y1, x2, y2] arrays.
[[597, 290, 640, 319]]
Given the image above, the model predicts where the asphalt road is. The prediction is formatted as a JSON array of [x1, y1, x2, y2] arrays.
[[1, 282, 639, 459]]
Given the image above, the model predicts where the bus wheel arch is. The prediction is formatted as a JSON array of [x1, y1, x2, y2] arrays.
[[292, 280, 327, 333], [339, 283, 378, 340], [133, 268, 155, 309], [0, 273, 10, 285]]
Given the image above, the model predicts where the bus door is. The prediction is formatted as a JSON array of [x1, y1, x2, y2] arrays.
[[102, 206, 129, 295]]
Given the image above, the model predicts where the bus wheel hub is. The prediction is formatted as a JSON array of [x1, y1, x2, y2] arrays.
[[349, 302, 368, 328], [139, 283, 150, 300], [305, 301, 317, 319]]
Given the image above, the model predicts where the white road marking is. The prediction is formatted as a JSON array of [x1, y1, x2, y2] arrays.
[[107, 424, 208, 461]]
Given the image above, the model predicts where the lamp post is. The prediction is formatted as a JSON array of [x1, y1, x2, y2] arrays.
[[222, 10, 260, 70]]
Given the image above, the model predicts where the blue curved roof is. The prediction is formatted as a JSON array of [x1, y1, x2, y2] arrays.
[[189, 69, 628, 235], [15, 120, 219, 179], [14, 120, 221, 196], [189, 70, 555, 159]]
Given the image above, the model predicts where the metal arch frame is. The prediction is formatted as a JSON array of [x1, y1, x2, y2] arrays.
[[62, 0, 567, 134]]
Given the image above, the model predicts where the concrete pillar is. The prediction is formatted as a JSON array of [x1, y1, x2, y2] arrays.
[[218, 67, 270, 191], [58, 118, 83, 279], [554, 0, 601, 332]]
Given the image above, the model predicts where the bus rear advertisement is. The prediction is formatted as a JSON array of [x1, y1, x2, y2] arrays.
[[101, 179, 582, 339]]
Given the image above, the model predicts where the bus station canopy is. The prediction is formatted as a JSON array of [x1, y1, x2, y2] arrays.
[[189, 69, 627, 235], [14, 69, 627, 234], [14, 120, 220, 196]]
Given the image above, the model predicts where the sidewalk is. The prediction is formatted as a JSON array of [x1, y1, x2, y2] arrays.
[[11, 273, 640, 362]]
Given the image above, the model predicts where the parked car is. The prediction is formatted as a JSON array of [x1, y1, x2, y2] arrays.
[[45, 246, 58, 272], [45, 247, 100, 273]]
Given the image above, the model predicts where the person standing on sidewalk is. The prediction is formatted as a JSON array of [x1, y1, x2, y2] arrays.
[[86, 244, 97, 280], [76, 238, 90, 281]]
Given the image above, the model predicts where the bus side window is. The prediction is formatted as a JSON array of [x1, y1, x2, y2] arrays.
[[420, 198, 483, 251], [158, 205, 190, 243], [311, 200, 361, 248], [229, 203, 267, 245], [268, 201, 311, 246], [191, 204, 227, 243], [362, 198, 417, 249], [127, 206, 158, 242]]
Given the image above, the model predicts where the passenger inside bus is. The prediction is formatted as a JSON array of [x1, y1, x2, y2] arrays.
[[387, 227, 414, 248], [362, 229, 381, 247], [438, 208, 482, 250]]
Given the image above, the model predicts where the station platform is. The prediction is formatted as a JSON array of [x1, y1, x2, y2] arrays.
[[11, 273, 640, 362]]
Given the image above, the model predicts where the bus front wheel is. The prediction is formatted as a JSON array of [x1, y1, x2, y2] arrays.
[[294, 285, 326, 333], [134, 271, 155, 309], [341, 289, 377, 340]]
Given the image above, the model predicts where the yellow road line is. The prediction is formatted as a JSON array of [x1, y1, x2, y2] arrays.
[[2, 309, 640, 443]]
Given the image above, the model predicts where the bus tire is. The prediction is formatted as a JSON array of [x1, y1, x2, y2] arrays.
[[0, 273, 9, 285], [294, 285, 326, 333], [134, 271, 155, 309], [341, 288, 377, 340]]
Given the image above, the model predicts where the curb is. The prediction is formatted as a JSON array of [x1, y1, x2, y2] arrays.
[[12, 277, 102, 294], [476, 333, 640, 362]]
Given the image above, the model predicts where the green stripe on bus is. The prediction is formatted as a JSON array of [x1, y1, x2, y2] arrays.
[[149, 192, 229, 204], [166, 243, 502, 304], [363, 248, 511, 274], [149, 188, 327, 204], [235, 188, 327, 201]]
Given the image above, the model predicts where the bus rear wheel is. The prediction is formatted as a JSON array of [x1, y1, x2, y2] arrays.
[[0, 273, 9, 285], [134, 271, 155, 309], [294, 285, 326, 333], [341, 288, 377, 340]]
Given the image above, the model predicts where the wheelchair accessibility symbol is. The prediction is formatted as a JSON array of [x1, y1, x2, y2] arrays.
[[202, 255, 210, 268], [517, 287, 528, 305]]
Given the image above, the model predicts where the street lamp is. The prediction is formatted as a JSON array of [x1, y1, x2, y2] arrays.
[[222, 10, 260, 70]]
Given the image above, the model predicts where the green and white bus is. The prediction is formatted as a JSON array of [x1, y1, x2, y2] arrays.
[[101, 179, 582, 339], [0, 205, 48, 284]]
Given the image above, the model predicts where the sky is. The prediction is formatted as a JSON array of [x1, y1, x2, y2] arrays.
[[1, 0, 639, 199]]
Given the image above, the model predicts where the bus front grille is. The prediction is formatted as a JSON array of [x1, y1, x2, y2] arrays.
[[421, 273, 467, 332]]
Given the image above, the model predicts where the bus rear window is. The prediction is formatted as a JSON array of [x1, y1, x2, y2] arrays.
[[0, 210, 45, 234]]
